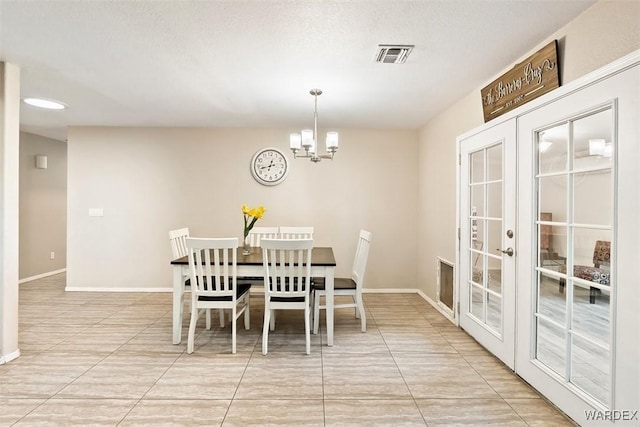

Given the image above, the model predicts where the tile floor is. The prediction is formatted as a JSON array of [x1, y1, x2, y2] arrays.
[[1, 273, 576, 426]]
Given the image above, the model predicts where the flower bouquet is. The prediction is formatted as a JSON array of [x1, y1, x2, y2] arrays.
[[242, 204, 266, 254]]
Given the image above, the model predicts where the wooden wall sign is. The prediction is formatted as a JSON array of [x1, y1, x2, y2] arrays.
[[481, 40, 559, 122]]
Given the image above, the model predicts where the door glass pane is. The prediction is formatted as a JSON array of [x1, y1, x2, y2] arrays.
[[487, 144, 502, 181], [486, 219, 501, 262], [471, 185, 485, 217], [487, 294, 502, 331], [572, 229, 612, 272], [471, 218, 485, 247], [573, 109, 613, 172], [538, 176, 567, 269], [539, 123, 568, 174], [487, 255, 502, 295], [538, 271, 566, 325], [539, 175, 567, 224], [487, 182, 502, 218], [534, 106, 613, 408], [536, 317, 566, 376], [571, 335, 610, 406], [572, 283, 610, 342], [471, 151, 484, 183], [470, 250, 483, 285], [573, 170, 612, 225], [470, 283, 484, 319]]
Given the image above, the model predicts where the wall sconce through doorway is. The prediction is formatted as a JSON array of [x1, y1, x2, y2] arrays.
[[35, 155, 48, 169]]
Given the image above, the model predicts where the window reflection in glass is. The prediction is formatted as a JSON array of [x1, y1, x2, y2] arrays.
[[573, 109, 612, 171], [538, 124, 568, 175]]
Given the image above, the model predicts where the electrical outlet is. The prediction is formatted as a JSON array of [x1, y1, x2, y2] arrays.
[[50, 252, 55, 260]]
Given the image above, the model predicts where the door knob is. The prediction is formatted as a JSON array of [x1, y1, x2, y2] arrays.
[[497, 247, 514, 257]]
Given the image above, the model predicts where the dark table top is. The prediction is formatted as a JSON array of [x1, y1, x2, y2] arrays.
[[171, 246, 336, 267]]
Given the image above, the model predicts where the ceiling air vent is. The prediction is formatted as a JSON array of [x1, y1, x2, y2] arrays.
[[375, 44, 414, 64]]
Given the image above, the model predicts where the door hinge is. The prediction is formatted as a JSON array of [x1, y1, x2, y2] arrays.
[[457, 227, 460, 240], [457, 301, 460, 315], [458, 154, 461, 165]]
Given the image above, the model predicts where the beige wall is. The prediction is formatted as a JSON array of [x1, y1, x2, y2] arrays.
[[64, 0, 639, 295], [66, 127, 418, 290], [417, 0, 640, 300], [19, 132, 67, 279]]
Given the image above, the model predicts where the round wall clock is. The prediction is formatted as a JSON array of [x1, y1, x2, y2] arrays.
[[250, 148, 289, 186]]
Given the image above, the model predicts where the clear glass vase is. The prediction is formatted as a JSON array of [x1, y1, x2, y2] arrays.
[[242, 234, 251, 255]]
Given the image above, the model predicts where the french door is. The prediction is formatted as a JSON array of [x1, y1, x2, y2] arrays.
[[458, 119, 516, 369], [516, 62, 639, 425], [457, 54, 639, 425]]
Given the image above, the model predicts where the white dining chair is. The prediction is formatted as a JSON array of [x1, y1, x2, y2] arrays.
[[260, 238, 314, 355], [279, 226, 314, 239], [169, 227, 190, 260], [186, 237, 251, 354], [313, 229, 371, 333], [248, 226, 280, 247], [169, 228, 193, 320], [170, 228, 221, 329]]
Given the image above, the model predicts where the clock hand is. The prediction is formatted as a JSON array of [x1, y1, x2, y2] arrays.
[[259, 160, 275, 170]]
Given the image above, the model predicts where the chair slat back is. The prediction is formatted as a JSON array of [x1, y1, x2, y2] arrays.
[[261, 238, 313, 299], [169, 227, 190, 259], [248, 226, 280, 247], [279, 226, 314, 240], [186, 237, 238, 299], [351, 230, 372, 289]]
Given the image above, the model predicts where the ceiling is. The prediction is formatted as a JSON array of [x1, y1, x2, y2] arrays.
[[0, 0, 597, 142]]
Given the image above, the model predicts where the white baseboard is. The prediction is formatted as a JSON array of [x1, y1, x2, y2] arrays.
[[19, 268, 66, 284], [65, 286, 172, 292], [63, 287, 417, 294], [417, 289, 457, 324], [417, 289, 437, 306], [362, 288, 419, 294], [0, 349, 21, 365]]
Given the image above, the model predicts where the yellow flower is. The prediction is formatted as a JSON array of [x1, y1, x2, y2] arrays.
[[251, 205, 266, 219], [242, 204, 267, 237]]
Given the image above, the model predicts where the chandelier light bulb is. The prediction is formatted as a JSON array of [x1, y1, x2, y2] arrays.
[[290, 133, 301, 150], [326, 131, 339, 150], [301, 129, 313, 149]]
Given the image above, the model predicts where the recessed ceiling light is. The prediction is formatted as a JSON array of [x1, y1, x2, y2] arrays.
[[23, 98, 66, 110]]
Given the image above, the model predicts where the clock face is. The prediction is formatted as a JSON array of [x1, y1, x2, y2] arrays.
[[250, 148, 289, 186]]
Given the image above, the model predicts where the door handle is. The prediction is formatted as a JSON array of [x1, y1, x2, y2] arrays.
[[497, 247, 514, 257]]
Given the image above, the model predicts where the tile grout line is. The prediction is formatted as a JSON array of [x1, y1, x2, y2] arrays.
[[371, 299, 430, 426]]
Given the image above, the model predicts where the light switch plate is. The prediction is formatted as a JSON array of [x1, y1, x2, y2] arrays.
[[89, 208, 104, 217]]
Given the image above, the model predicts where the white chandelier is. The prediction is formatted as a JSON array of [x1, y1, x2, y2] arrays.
[[289, 89, 339, 163]]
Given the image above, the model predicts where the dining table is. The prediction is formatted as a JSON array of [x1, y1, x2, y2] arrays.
[[170, 246, 337, 346]]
